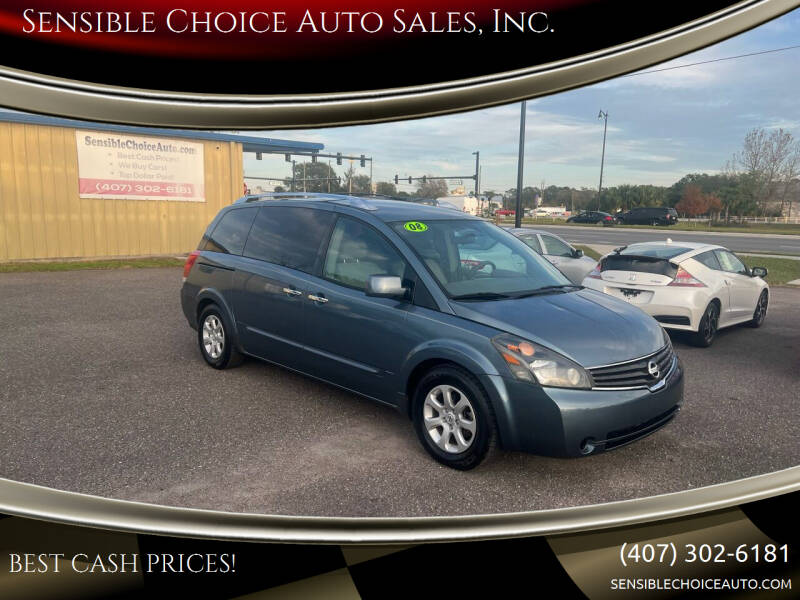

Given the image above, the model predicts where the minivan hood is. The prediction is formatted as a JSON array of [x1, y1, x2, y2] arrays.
[[450, 289, 664, 368]]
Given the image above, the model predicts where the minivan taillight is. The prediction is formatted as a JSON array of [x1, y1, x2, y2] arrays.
[[183, 251, 200, 282], [668, 266, 705, 287], [587, 266, 602, 279]]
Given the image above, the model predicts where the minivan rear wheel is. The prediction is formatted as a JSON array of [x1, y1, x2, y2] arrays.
[[412, 366, 497, 470], [198, 304, 243, 369]]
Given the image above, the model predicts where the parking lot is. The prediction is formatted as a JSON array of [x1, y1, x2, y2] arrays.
[[1, 267, 798, 517]]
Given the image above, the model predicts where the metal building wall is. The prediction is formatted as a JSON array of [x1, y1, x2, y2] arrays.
[[0, 121, 243, 261]]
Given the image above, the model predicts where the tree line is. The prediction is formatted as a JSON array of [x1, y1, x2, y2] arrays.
[[269, 161, 451, 199], [263, 127, 799, 216], [491, 127, 800, 218]]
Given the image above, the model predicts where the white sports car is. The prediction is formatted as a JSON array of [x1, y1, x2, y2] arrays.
[[581, 241, 769, 347]]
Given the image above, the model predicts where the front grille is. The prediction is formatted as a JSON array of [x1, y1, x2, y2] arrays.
[[589, 344, 674, 389]]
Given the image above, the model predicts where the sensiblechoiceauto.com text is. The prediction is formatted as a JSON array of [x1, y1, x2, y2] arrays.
[[9, 553, 236, 574], [20, 9, 555, 35]]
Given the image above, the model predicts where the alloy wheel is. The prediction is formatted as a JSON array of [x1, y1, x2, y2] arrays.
[[423, 385, 477, 454], [753, 291, 768, 325], [202, 314, 225, 359], [702, 304, 718, 344]]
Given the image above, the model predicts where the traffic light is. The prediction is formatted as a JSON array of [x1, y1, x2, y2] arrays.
[[312, 153, 318, 163], [284, 154, 291, 162], [422, 176, 427, 184], [360, 155, 366, 167], [407, 177, 412, 184], [394, 175, 398, 184], [256, 152, 262, 160], [336, 153, 342, 165]]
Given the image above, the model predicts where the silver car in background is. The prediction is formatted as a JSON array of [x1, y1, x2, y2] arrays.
[[506, 228, 598, 284]]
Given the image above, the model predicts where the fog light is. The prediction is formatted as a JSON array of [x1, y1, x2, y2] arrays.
[[580, 438, 596, 455]]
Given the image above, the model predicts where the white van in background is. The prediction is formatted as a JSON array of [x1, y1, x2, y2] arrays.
[[436, 195, 483, 216]]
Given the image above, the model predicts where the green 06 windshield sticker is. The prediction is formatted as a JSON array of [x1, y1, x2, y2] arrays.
[[404, 221, 428, 232]]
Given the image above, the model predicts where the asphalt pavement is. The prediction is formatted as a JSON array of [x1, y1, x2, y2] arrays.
[[1, 268, 798, 517], [524, 224, 800, 255]]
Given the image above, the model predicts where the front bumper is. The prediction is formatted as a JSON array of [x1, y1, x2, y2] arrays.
[[480, 356, 684, 457]]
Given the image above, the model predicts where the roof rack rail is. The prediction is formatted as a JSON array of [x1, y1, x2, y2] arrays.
[[233, 192, 378, 211], [235, 192, 344, 204]]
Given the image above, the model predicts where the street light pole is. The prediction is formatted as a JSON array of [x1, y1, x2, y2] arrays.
[[472, 151, 480, 197], [515, 101, 526, 229], [597, 110, 608, 211]]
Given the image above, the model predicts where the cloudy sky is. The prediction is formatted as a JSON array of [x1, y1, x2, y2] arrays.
[[246, 9, 800, 194]]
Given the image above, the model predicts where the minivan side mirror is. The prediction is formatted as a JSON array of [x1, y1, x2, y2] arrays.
[[572, 248, 584, 258], [750, 266, 768, 278], [366, 275, 409, 298]]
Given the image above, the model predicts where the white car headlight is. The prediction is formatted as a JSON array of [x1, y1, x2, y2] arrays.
[[492, 334, 592, 389]]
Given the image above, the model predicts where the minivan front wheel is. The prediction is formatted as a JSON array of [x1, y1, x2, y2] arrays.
[[413, 366, 497, 470], [198, 305, 243, 369]]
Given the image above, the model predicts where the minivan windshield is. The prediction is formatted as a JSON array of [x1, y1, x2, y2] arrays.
[[391, 219, 571, 299]]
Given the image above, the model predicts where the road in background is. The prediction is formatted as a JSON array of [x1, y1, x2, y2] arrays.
[[524, 224, 800, 255], [1, 268, 798, 517]]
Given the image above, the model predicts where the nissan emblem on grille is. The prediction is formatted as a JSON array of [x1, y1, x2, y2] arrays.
[[647, 360, 660, 379]]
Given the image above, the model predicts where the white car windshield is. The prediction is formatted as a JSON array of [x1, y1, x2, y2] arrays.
[[392, 220, 571, 299]]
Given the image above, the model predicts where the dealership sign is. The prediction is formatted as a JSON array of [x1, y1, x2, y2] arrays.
[[76, 130, 205, 201]]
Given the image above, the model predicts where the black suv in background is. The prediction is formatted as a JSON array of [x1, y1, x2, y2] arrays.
[[616, 207, 678, 226]]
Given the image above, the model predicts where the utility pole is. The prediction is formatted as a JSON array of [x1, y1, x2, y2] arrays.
[[514, 101, 526, 229], [327, 160, 331, 193], [473, 151, 480, 197], [291, 160, 296, 192], [597, 110, 608, 211], [348, 160, 353, 194], [370, 160, 373, 192], [303, 162, 306, 192]]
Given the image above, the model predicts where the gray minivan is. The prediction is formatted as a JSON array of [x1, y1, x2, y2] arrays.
[[181, 194, 683, 469]]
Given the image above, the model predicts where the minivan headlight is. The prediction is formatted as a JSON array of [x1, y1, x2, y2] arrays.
[[491, 334, 592, 389]]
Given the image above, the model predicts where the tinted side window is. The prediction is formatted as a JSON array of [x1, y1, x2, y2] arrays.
[[243, 206, 335, 273], [695, 251, 721, 270], [204, 208, 258, 255], [715, 250, 748, 275], [323, 217, 408, 290], [541, 235, 573, 257]]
